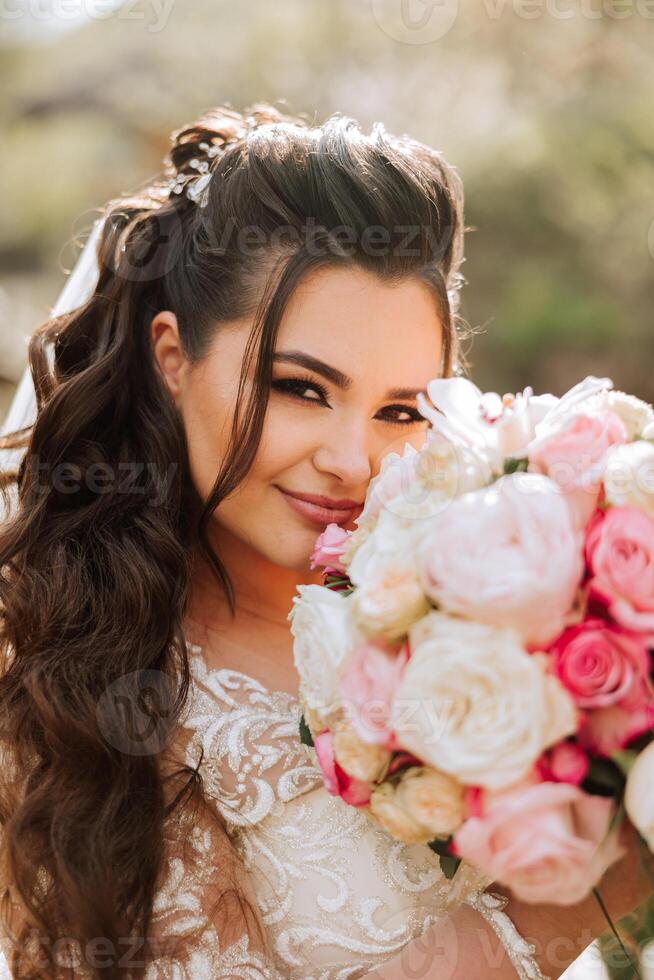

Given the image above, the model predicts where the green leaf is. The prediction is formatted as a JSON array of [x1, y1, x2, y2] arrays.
[[581, 757, 625, 796], [439, 854, 462, 880], [606, 801, 626, 839], [299, 714, 314, 747], [611, 749, 638, 778], [427, 835, 453, 857], [503, 456, 529, 475]]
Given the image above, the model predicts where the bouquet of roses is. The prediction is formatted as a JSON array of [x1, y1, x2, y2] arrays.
[[288, 374, 654, 906]]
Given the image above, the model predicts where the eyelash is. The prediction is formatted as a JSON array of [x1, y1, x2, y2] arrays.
[[271, 376, 425, 426]]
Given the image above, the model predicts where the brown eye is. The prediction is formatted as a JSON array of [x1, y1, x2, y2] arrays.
[[379, 406, 426, 426], [271, 377, 329, 404]]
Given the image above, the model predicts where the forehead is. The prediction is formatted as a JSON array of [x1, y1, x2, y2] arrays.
[[276, 265, 443, 372]]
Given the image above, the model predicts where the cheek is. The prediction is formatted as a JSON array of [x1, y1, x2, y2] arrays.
[[181, 389, 232, 503], [254, 402, 316, 477]]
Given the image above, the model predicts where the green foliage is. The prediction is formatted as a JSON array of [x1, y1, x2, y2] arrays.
[[299, 714, 314, 747], [503, 456, 529, 475], [427, 836, 462, 880]]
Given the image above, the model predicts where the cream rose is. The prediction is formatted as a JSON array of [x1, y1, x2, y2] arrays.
[[350, 554, 430, 641], [391, 613, 578, 790], [332, 725, 392, 782], [603, 441, 654, 519], [396, 765, 466, 836], [624, 740, 654, 851], [288, 585, 361, 725], [368, 765, 465, 844]]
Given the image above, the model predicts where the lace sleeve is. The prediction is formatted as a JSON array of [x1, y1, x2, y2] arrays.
[[144, 787, 285, 979], [462, 889, 551, 980]]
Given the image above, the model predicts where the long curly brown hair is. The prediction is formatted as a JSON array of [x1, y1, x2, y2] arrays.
[[0, 100, 470, 977]]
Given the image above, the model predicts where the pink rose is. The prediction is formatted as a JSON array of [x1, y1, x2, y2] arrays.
[[540, 742, 589, 786], [339, 639, 410, 746], [313, 730, 371, 806], [529, 411, 628, 529], [585, 506, 654, 637], [452, 769, 626, 905], [548, 617, 650, 709], [576, 677, 654, 756], [310, 523, 350, 575]]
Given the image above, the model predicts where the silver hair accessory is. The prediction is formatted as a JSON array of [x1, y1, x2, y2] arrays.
[[166, 116, 257, 208]]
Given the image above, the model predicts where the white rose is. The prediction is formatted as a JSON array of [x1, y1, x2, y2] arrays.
[[625, 740, 654, 851], [347, 436, 491, 590], [347, 506, 423, 586], [578, 390, 654, 440], [528, 375, 614, 443], [288, 585, 361, 724], [391, 613, 578, 790], [347, 409, 497, 586], [350, 553, 430, 641], [603, 441, 654, 519], [342, 442, 421, 571]]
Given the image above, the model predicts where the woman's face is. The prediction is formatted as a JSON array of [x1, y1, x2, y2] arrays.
[[152, 266, 444, 572]]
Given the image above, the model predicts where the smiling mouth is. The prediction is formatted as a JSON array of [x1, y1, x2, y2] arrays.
[[275, 487, 363, 528]]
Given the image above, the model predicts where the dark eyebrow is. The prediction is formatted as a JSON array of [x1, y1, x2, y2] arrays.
[[272, 350, 426, 401]]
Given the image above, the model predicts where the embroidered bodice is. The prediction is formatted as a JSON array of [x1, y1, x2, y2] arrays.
[[0, 641, 550, 979], [145, 642, 551, 980]]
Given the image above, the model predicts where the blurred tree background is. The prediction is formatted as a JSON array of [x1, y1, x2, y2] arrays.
[[1, 0, 653, 427], [0, 2, 653, 977]]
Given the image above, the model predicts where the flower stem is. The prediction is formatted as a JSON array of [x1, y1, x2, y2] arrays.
[[592, 885, 641, 979]]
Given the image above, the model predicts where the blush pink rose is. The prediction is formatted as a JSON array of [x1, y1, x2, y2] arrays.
[[452, 769, 626, 905], [585, 506, 654, 637], [529, 412, 628, 529], [418, 472, 584, 650], [540, 742, 589, 786], [339, 639, 410, 746], [547, 617, 651, 709], [310, 523, 350, 576], [313, 730, 371, 807]]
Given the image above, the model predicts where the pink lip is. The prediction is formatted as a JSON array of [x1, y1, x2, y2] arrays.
[[276, 486, 363, 528]]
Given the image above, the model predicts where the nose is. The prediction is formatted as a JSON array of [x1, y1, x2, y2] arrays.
[[312, 415, 373, 491]]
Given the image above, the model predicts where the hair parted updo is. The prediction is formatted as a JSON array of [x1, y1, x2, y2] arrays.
[[0, 101, 470, 977]]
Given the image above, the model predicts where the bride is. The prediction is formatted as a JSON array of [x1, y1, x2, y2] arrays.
[[0, 102, 649, 979]]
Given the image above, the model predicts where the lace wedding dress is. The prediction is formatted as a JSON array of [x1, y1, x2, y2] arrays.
[[142, 640, 551, 980], [0, 642, 550, 980]]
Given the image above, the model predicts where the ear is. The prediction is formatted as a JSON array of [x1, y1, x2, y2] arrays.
[[150, 311, 189, 404]]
